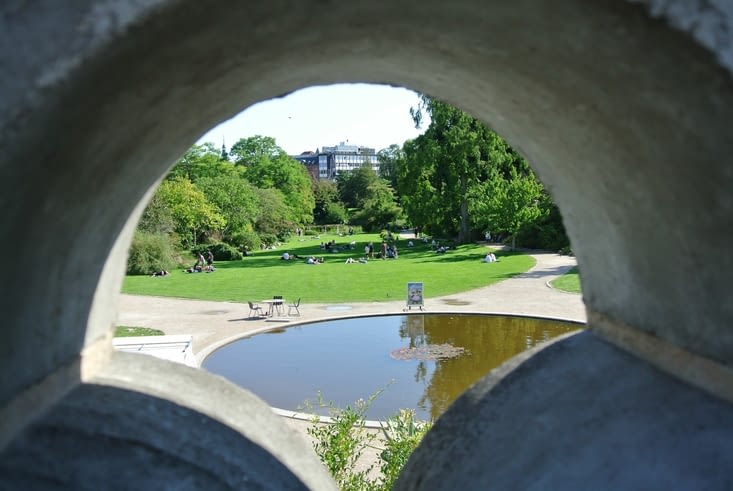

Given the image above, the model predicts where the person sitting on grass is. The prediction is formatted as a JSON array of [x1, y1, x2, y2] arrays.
[[345, 257, 356, 264], [281, 252, 290, 260], [483, 252, 497, 263]]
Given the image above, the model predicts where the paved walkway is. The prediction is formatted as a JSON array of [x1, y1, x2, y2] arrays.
[[117, 250, 585, 361]]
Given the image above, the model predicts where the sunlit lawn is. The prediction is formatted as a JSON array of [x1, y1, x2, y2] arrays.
[[550, 266, 581, 294], [122, 232, 535, 303]]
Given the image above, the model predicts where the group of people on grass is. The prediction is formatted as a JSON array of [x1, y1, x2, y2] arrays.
[[282, 251, 324, 264], [186, 251, 215, 273]]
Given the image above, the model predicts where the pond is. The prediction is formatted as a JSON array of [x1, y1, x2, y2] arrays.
[[202, 314, 582, 421]]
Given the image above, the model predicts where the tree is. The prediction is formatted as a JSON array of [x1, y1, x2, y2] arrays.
[[196, 174, 258, 244], [231, 136, 315, 226], [377, 144, 403, 191], [230, 135, 283, 166], [156, 176, 226, 248], [253, 187, 293, 240], [475, 166, 545, 249], [336, 166, 382, 209], [137, 192, 175, 236], [168, 143, 238, 182], [350, 180, 402, 232], [399, 95, 540, 244], [313, 180, 345, 224]]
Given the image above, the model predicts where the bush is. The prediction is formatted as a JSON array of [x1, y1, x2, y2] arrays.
[[127, 231, 178, 275], [305, 391, 431, 491], [231, 230, 262, 253], [192, 241, 243, 261]]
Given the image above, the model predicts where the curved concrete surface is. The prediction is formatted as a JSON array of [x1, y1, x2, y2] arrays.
[[3, 1, 733, 489]]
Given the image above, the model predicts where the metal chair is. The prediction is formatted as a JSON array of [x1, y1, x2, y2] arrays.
[[287, 297, 301, 316], [248, 301, 264, 318], [272, 295, 284, 316]]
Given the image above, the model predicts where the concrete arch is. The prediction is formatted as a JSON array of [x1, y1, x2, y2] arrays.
[[1, 1, 732, 488]]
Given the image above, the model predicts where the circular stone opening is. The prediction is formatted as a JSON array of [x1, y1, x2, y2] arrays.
[[202, 314, 581, 421]]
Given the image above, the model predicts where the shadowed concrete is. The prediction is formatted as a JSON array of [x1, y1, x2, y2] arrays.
[[398, 331, 733, 490], [2, 0, 733, 489]]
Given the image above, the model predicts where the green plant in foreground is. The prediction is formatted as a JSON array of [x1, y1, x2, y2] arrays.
[[305, 391, 431, 491]]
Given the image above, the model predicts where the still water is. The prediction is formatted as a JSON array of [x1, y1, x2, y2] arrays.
[[203, 314, 581, 421]]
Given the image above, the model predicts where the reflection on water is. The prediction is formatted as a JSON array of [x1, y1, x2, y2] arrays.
[[202, 314, 581, 421]]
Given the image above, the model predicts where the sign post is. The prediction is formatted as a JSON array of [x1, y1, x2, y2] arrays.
[[405, 282, 425, 311]]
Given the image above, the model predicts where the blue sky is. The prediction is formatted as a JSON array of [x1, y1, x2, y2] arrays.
[[196, 83, 429, 155]]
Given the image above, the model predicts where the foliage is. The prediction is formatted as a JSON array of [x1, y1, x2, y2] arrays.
[[196, 174, 258, 244], [114, 326, 165, 337], [324, 201, 349, 225], [400, 96, 501, 243], [168, 142, 236, 182], [378, 409, 431, 490], [314, 180, 346, 225], [231, 136, 315, 225], [191, 241, 243, 261], [377, 144, 403, 191], [478, 166, 545, 249], [514, 201, 570, 251], [137, 192, 176, 236], [123, 232, 535, 302], [350, 180, 402, 233], [306, 391, 431, 491], [156, 176, 226, 248], [230, 229, 262, 253], [337, 166, 382, 209], [399, 95, 565, 249], [126, 231, 178, 275], [254, 187, 294, 238], [550, 266, 582, 293], [307, 393, 377, 490]]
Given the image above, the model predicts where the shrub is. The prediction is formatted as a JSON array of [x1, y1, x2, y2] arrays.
[[126, 231, 178, 275], [231, 230, 262, 253], [258, 233, 280, 249], [192, 241, 243, 261], [305, 391, 431, 491]]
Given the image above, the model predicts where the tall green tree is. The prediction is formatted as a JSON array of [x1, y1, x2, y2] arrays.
[[231, 136, 315, 226], [399, 95, 544, 244], [253, 187, 293, 239], [196, 174, 258, 244], [336, 166, 382, 209], [313, 180, 347, 224], [478, 166, 545, 249], [156, 176, 226, 247], [400, 96, 500, 243], [168, 143, 238, 182], [377, 144, 403, 191], [350, 180, 403, 232]]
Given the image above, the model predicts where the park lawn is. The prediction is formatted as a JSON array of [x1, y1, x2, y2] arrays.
[[115, 326, 164, 337], [122, 233, 535, 303], [550, 267, 582, 294]]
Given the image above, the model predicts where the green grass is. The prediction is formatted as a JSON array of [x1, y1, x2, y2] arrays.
[[550, 267, 581, 294], [115, 326, 165, 337], [122, 232, 535, 303]]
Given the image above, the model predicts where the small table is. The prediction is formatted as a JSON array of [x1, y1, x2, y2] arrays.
[[261, 299, 285, 317]]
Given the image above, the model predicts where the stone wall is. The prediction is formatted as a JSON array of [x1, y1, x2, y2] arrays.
[[1, 1, 731, 488]]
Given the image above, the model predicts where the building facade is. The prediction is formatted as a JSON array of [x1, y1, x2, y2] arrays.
[[292, 142, 379, 180]]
